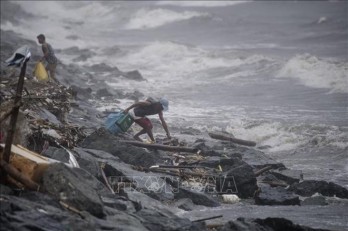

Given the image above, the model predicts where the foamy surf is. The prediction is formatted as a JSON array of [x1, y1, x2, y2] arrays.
[[277, 53, 348, 93]]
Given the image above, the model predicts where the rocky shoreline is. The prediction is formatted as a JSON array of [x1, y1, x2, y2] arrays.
[[1, 29, 348, 231]]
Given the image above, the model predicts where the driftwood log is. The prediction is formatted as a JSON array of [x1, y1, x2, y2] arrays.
[[192, 215, 223, 222], [254, 165, 273, 177], [208, 132, 256, 147], [122, 140, 199, 153]]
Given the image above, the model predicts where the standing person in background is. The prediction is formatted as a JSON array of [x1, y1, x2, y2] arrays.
[[37, 34, 58, 83], [124, 97, 171, 143]]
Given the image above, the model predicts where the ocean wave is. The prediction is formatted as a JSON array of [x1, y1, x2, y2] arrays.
[[224, 120, 348, 153], [277, 54, 348, 93], [111, 42, 274, 75], [16, 1, 118, 24], [156, 1, 247, 7], [124, 8, 209, 30]]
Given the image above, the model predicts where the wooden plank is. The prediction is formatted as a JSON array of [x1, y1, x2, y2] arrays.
[[0, 159, 40, 191], [122, 140, 199, 153], [208, 132, 256, 147], [0, 144, 72, 183]]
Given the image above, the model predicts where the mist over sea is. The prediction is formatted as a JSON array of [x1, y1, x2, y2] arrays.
[[2, 1, 347, 188]]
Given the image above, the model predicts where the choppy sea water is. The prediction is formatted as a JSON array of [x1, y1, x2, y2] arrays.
[[3, 0, 347, 186], [2, 2, 347, 226]]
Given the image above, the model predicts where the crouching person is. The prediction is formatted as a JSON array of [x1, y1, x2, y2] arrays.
[[124, 97, 171, 142]]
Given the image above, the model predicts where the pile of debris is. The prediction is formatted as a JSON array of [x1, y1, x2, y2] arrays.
[[1, 75, 87, 151]]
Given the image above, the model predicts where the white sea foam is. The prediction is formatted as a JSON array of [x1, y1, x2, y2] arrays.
[[17, 1, 118, 25], [106, 42, 272, 80], [124, 8, 208, 30], [277, 54, 348, 93], [156, 1, 247, 7], [4, 2, 121, 49], [224, 120, 348, 153]]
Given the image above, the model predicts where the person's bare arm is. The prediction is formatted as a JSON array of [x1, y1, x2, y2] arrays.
[[159, 111, 171, 139], [124, 100, 151, 113]]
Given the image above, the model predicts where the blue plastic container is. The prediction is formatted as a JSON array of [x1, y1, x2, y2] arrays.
[[105, 111, 134, 134]]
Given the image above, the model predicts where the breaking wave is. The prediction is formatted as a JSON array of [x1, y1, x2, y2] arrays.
[[124, 8, 209, 30], [277, 54, 348, 93], [226, 120, 348, 153]]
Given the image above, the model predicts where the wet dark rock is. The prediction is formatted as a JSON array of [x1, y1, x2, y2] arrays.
[[0, 194, 93, 231], [79, 128, 163, 168], [105, 210, 149, 231], [121, 189, 178, 218], [42, 146, 70, 163], [42, 163, 107, 218], [174, 187, 220, 207], [72, 148, 103, 180], [270, 169, 303, 185], [227, 146, 284, 169], [0, 184, 13, 195], [289, 180, 348, 199], [135, 208, 206, 231], [301, 195, 328, 206], [220, 217, 330, 231], [174, 198, 196, 211], [100, 194, 136, 212], [19, 190, 62, 208], [123, 70, 145, 81], [255, 185, 300, 205], [216, 162, 258, 199], [74, 147, 174, 202]]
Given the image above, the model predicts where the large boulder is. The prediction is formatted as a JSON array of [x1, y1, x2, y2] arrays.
[[216, 163, 258, 199], [123, 70, 145, 81], [270, 169, 303, 185], [0, 194, 97, 230], [134, 208, 205, 231], [254, 185, 300, 206], [301, 196, 328, 206], [42, 146, 70, 163], [42, 163, 107, 218], [74, 147, 175, 202], [289, 180, 348, 199], [79, 128, 163, 168], [226, 146, 284, 169], [174, 187, 220, 207]]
